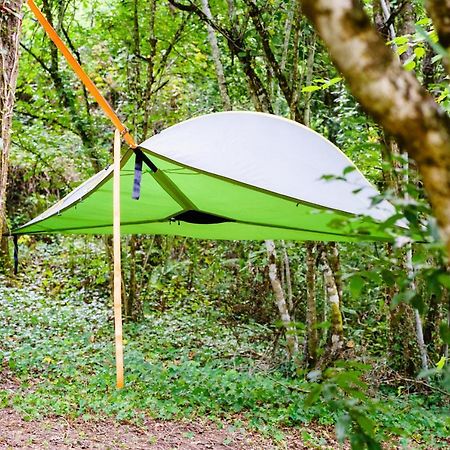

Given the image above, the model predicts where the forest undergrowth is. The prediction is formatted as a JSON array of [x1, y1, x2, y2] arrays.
[[0, 239, 448, 449]]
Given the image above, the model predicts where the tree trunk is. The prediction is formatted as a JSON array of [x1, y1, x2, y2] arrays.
[[300, 32, 316, 125], [327, 242, 343, 304], [265, 239, 299, 359], [387, 0, 429, 372], [200, 0, 232, 111], [305, 242, 318, 367], [301, 0, 450, 259], [0, 0, 24, 270], [320, 246, 345, 361], [281, 241, 294, 315], [426, 1, 450, 75], [406, 247, 429, 371]]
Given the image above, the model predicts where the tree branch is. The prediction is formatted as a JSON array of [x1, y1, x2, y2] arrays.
[[426, 0, 450, 74], [169, 0, 273, 112], [19, 42, 51, 73], [382, 0, 408, 32], [301, 0, 450, 258], [243, 0, 302, 119], [61, 23, 91, 114]]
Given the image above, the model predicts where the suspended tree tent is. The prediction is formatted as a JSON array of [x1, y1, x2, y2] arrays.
[[14, 112, 399, 241], [17, 0, 408, 389]]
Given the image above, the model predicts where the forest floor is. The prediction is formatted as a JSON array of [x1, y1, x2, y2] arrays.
[[1, 369, 340, 450], [0, 266, 448, 450], [0, 407, 340, 450]]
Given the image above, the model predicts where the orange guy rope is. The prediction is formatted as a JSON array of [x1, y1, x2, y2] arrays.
[[27, 0, 137, 149], [27, 0, 198, 212]]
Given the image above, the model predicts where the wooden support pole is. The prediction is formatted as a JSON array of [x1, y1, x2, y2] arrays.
[[113, 129, 124, 389]]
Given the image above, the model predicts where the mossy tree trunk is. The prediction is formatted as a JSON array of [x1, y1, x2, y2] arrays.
[[320, 246, 345, 363], [305, 242, 319, 367]]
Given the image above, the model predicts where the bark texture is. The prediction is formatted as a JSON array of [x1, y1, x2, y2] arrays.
[[305, 242, 318, 367], [0, 0, 24, 267], [200, 0, 232, 111], [320, 247, 345, 361], [426, 0, 450, 74], [265, 239, 299, 359], [301, 0, 450, 258]]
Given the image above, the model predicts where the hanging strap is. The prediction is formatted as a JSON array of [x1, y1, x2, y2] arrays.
[[132, 149, 157, 200], [13, 235, 18, 275], [131, 149, 196, 209], [132, 151, 143, 200]]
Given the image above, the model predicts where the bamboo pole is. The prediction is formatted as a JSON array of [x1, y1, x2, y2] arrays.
[[113, 129, 124, 389]]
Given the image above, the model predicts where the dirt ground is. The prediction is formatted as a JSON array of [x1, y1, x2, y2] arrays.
[[0, 408, 341, 450], [0, 369, 342, 449]]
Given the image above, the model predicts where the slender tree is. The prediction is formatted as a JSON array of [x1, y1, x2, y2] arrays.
[[266, 239, 299, 358], [200, 0, 232, 110], [320, 245, 345, 363], [0, 0, 24, 269], [305, 242, 318, 366]]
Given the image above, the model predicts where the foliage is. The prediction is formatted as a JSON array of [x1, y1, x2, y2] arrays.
[[0, 275, 449, 448]]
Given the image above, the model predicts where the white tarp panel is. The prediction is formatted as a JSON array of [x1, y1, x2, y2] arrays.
[[140, 111, 394, 221]]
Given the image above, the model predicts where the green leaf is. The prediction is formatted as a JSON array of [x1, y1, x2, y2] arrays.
[[336, 414, 351, 442], [304, 384, 322, 407], [314, 320, 331, 330], [416, 18, 431, 27], [403, 59, 416, 71], [391, 36, 409, 46], [414, 46, 426, 58], [416, 25, 447, 57], [301, 85, 321, 93], [436, 89, 448, 103], [354, 411, 375, 435], [436, 356, 446, 371], [343, 166, 357, 175], [397, 44, 409, 56], [391, 290, 416, 308], [437, 272, 450, 288], [440, 322, 450, 344], [327, 77, 342, 86], [411, 294, 425, 314], [349, 275, 364, 298], [431, 54, 443, 63], [381, 269, 396, 287]]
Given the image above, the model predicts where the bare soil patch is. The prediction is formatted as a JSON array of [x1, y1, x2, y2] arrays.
[[0, 408, 343, 450]]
